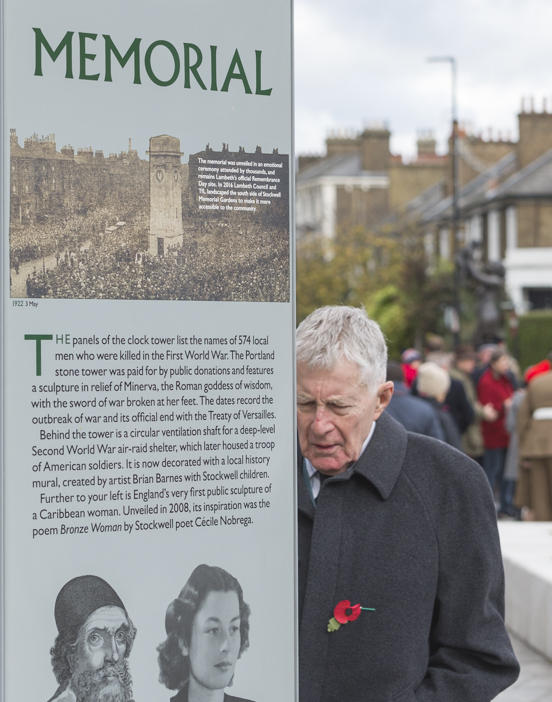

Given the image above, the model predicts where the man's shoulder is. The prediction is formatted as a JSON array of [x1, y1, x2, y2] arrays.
[[448, 376, 465, 392], [530, 370, 552, 393], [354, 413, 486, 504], [401, 429, 488, 495], [386, 394, 439, 431], [390, 391, 432, 412]]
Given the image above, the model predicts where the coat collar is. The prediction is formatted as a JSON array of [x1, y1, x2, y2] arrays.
[[352, 411, 408, 499], [298, 441, 316, 519], [297, 411, 408, 515]]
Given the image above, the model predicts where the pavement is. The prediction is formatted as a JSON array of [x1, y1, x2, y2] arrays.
[[495, 633, 552, 702]]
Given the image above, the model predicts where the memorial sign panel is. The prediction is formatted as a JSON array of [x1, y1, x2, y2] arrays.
[[1, 2, 296, 700]]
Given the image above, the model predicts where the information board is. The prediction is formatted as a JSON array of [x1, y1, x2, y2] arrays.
[[1, 2, 296, 700]]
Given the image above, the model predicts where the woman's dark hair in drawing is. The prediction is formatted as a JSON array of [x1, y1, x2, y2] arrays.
[[157, 564, 251, 691]]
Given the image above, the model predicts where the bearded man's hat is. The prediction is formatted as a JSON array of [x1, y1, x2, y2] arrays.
[[55, 575, 126, 633]]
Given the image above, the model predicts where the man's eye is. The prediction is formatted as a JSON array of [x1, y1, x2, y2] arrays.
[[115, 631, 126, 644], [207, 627, 220, 635], [88, 633, 101, 646], [230, 625, 240, 634]]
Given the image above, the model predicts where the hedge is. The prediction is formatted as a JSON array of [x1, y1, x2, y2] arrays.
[[512, 310, 552, 373]]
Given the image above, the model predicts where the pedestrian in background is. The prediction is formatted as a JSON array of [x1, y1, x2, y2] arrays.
[[472, 343, 497, 386], [517, 358, 552, 520], [416, 362, 463, 450], [385, 362, 444, 440], [477, 348, 515, 518], [413, 349, 474, 438], [450, 344, 498, 465], [400, 348, 422, 389], [504, 383, 529, 519]]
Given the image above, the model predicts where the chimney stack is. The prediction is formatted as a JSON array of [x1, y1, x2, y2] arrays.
[[518, 97, 552, 168], [360, 123, 390, 172]]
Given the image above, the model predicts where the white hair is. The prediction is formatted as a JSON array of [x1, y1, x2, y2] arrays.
[[416, 362, 451, 399], [296, 306, 388, 393]]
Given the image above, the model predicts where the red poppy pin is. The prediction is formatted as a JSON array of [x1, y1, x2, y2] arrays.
[[327, 599, 375, 632]]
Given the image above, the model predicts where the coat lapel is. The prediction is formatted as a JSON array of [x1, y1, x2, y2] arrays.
[[297, 411, 409, 702], [352, 411, 408, 500]]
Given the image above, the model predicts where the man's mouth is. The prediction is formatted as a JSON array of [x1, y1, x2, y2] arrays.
[[313, 442, 338, 451], [215, 662, 233, 672], [99, 664, 124, 682]]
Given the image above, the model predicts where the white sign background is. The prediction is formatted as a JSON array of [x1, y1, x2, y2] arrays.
[[1, 1, 296, 700]]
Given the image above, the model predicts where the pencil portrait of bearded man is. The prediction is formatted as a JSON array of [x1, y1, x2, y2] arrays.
[[47, 575, 136, 702]]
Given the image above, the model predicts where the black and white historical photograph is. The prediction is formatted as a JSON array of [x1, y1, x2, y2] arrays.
[[47, 575, 137, 702], [158, 565, 255, 702], [9, 130, 290, 302]]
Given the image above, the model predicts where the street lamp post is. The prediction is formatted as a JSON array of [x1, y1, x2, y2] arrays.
[[428, 56, 460, 348]]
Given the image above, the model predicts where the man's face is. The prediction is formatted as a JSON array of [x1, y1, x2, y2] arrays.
[[71, 606, 132, 702], [478, 347, 495, 366], [456, 358, 476, 374], [185, 590, 241, 693], [297, 359, 393, 475], [492, 354, 510, 376]]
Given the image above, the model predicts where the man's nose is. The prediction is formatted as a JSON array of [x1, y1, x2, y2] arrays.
[[105, 637, 120, 663], [312, 405, 332, 433]]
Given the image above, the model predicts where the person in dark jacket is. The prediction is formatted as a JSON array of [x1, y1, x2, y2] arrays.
[[385, 362, 444, 440], [296, 306, 519, 702], [478, 348, 516, 517], [416, 361, 463, 451], [450, 345, 498, 464], [411, 352, 475, 436], [400, 348, 422, 389]]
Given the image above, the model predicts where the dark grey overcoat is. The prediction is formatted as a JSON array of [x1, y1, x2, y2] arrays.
[[298, 412, 519, 702]]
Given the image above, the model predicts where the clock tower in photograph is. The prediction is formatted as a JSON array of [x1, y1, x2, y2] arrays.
[[148, 135, 183, 256]]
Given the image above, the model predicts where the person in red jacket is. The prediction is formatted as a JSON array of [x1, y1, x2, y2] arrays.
[[478, 348, 515, 517]]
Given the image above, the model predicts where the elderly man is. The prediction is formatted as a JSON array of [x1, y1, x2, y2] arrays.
[[296, 306, 518, 702], [48, 575, 136, 702]]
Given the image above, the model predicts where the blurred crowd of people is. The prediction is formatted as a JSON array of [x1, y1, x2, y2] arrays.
[[385, 335, 552, 521]]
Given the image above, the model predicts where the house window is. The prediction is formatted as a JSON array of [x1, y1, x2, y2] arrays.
[[525, 287, 552, 310], [439, 228, 450, 260], [487, 210, 501, 260], [505, 207, 517, 250]]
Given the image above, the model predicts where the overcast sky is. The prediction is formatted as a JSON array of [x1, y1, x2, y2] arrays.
[[294, 0, 552, 160]]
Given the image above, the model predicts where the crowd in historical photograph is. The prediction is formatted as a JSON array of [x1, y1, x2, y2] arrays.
[[10, 206, 120, 272], [22, 221, 289, 302]]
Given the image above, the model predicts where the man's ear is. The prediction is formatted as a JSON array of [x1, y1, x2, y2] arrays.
[[374, 381, 394, 419]]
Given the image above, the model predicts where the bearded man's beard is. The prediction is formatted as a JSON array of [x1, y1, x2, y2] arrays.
[[70, 660, 134, 702]]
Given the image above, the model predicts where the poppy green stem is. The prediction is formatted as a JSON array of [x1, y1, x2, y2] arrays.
[[361, 607, 375, 611]]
